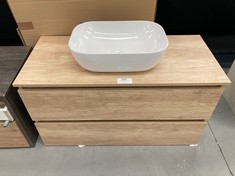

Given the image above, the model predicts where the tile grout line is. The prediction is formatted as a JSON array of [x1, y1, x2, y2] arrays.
[[208, 122, 234, 176]]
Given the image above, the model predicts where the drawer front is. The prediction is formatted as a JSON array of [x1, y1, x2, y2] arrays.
[[19, 87, 223, 121], [36, 121, 206, 145], [0, 121, 29, 148]]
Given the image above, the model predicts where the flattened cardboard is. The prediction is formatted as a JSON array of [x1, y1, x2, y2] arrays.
[[17, 22, 34, 30], [224, 61, 235, 114], [8, 0, 157, 46]]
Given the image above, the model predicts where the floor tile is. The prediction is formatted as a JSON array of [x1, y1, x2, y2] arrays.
[[209, 97, 235, 175], [0, 123, 231, 176]]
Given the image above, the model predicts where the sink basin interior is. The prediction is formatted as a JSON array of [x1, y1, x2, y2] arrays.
[[69, 21, 168, 54]]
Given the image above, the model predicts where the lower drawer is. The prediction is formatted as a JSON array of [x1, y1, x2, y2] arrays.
[[36, 121, 206, 146], [0, 121, 29, 148]]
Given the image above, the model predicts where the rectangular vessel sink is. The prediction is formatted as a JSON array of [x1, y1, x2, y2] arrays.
[[69, 21, 168, 72]]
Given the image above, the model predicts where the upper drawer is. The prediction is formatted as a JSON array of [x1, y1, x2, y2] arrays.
[[19, 87, 223, 121]]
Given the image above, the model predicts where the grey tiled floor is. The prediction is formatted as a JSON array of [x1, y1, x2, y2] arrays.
[[209, 97, 235, 175], [0, 97, 234, 176]]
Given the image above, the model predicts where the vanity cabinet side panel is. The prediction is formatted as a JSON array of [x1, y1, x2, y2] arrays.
[[4, 86, 38, 147]]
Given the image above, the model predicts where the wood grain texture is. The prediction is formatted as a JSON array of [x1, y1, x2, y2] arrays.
[[0, 121, 29, 148], [0, 46, 31, 96], [13, 35, 230, 87], [36, 121, 206, 145], [19, 87, 223, 121]]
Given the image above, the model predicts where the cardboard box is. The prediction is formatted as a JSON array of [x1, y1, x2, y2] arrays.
[[224, 60, 235, 115], [8, 0, 157, 46]]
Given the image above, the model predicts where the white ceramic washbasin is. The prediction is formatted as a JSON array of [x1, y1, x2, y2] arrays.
[[68, 21, 168, 72]]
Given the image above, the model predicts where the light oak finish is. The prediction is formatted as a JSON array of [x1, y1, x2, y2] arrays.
[[36, 121, 206, 145], [0, 121, 29, 148], [13, 35, 230, 87], [19, 87, 223, 121], [13, 35, 230, 145]]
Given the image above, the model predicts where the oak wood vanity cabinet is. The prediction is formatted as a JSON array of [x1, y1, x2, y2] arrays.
[[13, 35, 230, 146], [0, 47, 38, 148]]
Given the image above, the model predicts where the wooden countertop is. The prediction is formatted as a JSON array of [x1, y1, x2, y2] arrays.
[[0, 47, 31, 96], [13, 35, 230, 87]]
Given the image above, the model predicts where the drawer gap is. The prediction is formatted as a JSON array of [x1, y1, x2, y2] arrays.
[[21, 86, 222, 90], [35, 120, 206, 123]]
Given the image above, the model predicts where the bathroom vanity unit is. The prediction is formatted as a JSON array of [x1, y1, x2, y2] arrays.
[[0, 47, 38, 148], [13, 35, 230, 145]]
